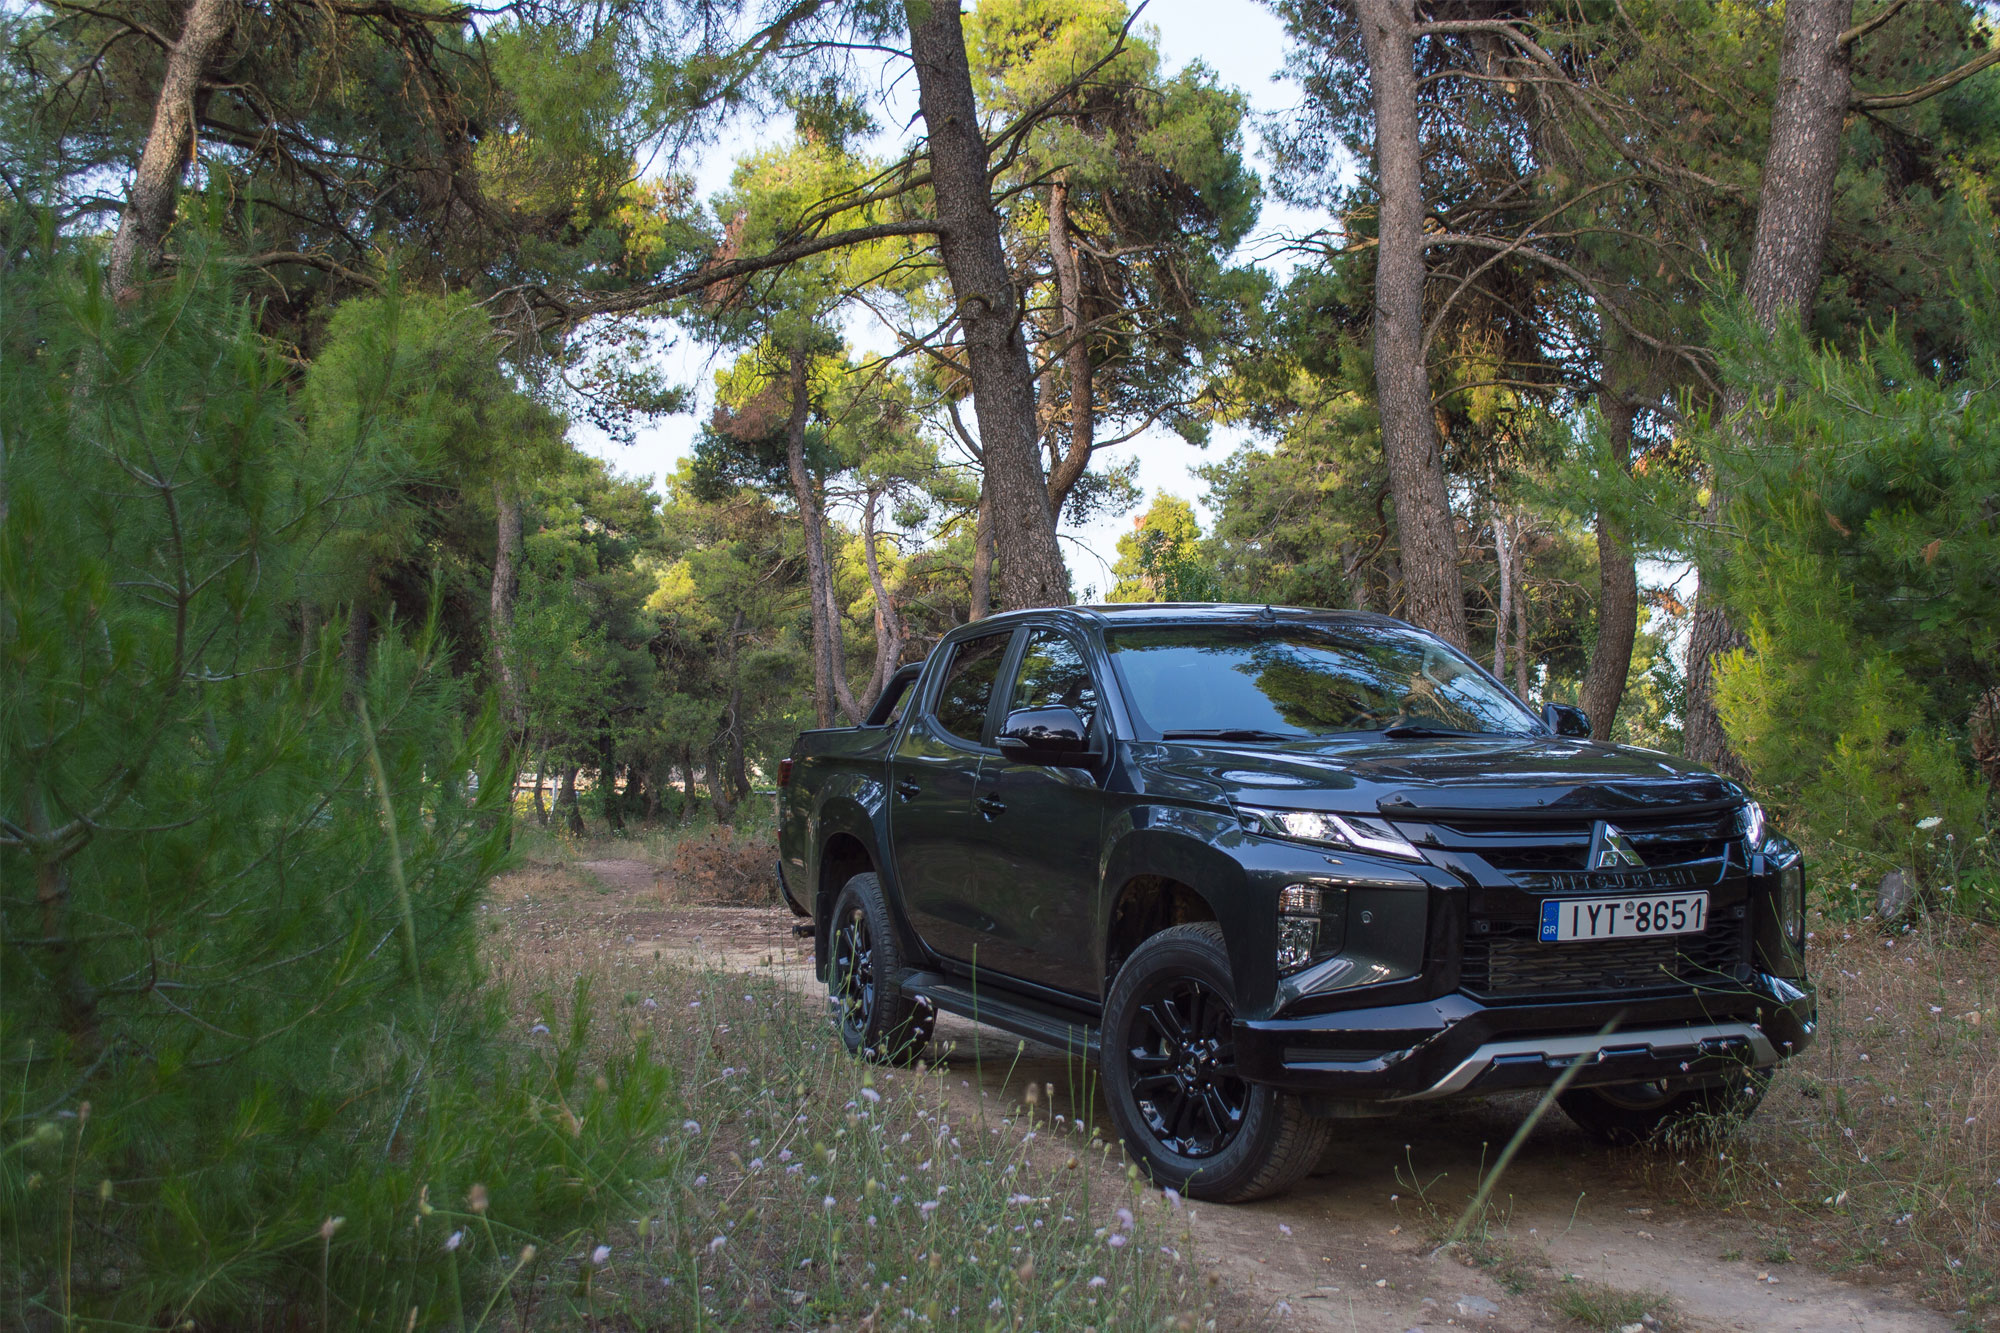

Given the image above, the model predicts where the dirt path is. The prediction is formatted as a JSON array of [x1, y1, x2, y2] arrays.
[[582, 862, 1950, 1333]]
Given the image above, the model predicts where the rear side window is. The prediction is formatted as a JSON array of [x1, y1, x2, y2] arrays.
[[1008, 629, 1099, 735], [933, 632, 1012, 746]]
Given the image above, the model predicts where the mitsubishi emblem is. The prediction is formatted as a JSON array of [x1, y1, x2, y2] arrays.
[[1589, 821, 1645, 870]]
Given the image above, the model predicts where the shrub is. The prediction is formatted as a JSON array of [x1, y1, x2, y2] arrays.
[[668, 823, 780, 906], [0, 246, 677, 1328], [1708, 246, 2000, 911]]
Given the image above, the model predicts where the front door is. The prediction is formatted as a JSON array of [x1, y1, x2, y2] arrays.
[[890, 629, 1014, 964], [961, 627, 1108, 995]]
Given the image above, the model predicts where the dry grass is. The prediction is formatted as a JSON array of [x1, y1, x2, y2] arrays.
[[1647, 906, 2000, 1322], [478, 884, 1232, 1331]]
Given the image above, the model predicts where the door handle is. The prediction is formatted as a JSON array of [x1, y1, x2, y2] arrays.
[[975, 793, 1006, 819], [895, 778, 921, 800]]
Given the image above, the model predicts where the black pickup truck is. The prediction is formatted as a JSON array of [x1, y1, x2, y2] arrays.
[[776, 604, 1814, 1202]]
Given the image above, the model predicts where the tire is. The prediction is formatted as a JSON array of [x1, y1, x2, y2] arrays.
[[1101, 922, 1331, 1203], [827, 873, 932, 1066], [1558, 1068, 1771, 1147]]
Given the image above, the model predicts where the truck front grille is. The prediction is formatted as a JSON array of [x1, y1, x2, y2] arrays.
[[1460, 916, 1751, 999]]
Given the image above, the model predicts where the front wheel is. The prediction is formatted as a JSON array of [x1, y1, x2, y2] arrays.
[[1558, 1069, 1770, 1146], [1101, 923, 1330, 1203], [827, 873, 932, 1065]]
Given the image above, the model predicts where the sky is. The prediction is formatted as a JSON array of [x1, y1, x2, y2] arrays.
[[572, 0, 1327, 597]]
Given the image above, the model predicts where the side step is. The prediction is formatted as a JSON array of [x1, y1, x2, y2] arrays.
[[899, 971, 1101, 1061]]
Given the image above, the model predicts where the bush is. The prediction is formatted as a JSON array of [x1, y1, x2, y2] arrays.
[[0, 246, 677, 1327], [668, 824, 780, 906], [1709, 247, 2000, 912]]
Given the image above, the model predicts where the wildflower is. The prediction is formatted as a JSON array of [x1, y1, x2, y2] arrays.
[[861, 1087, 882, 1104], [1089, 1276, 1108, 1290], [1116, 1207, 1133, 1229], [778, 1149, 794, 1162], [320, 1217, 345, 1240], [1163, 1188, 1182, 1209], [1008, 1193, 1034, 1205], [445, 1230, 464, 1252], [749, 1158, 764, 1170], [468, 1183, 488, 1214], [920, 1200, 940, 1218], [683, 1120, 701, 1133], [708, 1236, 726, 1254], [591, 1245, 611, 1265], [1917, 816, 1943, 830], [529, 1023, 550, 1036], [824, 1196, 838, 1210], [1108, 1234, 1128, 1249], [1278, 1223, 1293, 1236], [693, 1174, 708, 1187]]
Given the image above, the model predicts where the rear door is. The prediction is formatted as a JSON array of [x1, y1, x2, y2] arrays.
[[889, 629, 1016, 963], [959, 626, 1109, 995]]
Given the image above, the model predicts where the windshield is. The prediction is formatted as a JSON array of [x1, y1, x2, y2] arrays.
[[1105, 622, 1540, 739]]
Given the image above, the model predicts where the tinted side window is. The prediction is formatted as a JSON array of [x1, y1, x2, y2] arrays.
[[1008, 630, 1099, 734], [933, 633, 1011, 745]]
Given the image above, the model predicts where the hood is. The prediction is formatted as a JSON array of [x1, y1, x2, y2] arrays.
[[1134, 734, 1741, 820]]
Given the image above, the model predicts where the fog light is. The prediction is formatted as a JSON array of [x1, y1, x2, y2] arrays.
[[1278, 885, 1322, 915], [1277, 916, 1319, 973], [1779, 859, 1805, 947]]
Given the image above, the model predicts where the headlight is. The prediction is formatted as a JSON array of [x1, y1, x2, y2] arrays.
[[1735, 801, 1766, 851], [1244, 808, 1423, 862]]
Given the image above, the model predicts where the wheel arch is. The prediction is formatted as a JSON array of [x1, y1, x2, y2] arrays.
[[1099, 813, 1259, 995]]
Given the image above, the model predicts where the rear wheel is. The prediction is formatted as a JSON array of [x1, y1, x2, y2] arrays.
[[1559, 1069, 1770, 1146], [1102, 923, 1329, 1203], [827, 873, 932, 1065]]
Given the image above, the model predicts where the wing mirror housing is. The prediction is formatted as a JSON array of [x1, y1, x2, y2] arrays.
[[996, 706, 1090, 763], [1541, 702, 1593, 738]]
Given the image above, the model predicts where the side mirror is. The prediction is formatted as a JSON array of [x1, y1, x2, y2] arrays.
[[996, 706, 1090, 762], [1542, 702, 1593, 739]]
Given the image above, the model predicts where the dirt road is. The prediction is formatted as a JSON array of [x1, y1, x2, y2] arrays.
[[580, 860, 1950, 1333]]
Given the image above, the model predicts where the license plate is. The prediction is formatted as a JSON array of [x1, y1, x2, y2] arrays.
[[1539, 892, 1708, 942]]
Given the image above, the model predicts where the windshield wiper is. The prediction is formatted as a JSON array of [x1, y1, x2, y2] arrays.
[[1159, 728, 1298, 742], [1376, 723, 1491, 739]]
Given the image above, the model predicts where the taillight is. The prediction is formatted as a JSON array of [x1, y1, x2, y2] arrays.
[[778, 758, 793, 787]]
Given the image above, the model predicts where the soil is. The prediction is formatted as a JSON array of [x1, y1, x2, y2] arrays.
[[546, 860, 1957, 1333]]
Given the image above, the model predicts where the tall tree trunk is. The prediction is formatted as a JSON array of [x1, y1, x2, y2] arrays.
[[1512, 531, 1530, 703], [490, 480, 526, 739], [969, 489, 995, 622], [784, 341, 839, 729], [907, 0, 1069, 611], [709, 743, 737, 824], [343, 600, 372, 692], [106, 0, 237, 300], [533, 752, 548, 825], [824, 562, 865, 724], [1045, 177, 1097, 519], [557, 765, 585, 836], [1352, 0, 1469, 647], [597, 736, 624, 832], [678, 747, 696, 826], [1491, 508, 1512, 682], [1582, 394, 1640, 740], [860, 489, 906, 707], [726, 611, 752, 801], [1685, 0, 1855, 771]]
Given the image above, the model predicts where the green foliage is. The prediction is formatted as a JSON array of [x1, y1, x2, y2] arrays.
[[1107, 494, 1217, 603], [1709, 258, 2000, 899], [0, 245, 677, 1327]]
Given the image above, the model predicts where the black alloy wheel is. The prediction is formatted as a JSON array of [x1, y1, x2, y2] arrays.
[[825, 873, 931, 1065], [830, 904, 876, 1049], [1101, 923, 1330, 1203], [1124, 977, 1249, 1159]]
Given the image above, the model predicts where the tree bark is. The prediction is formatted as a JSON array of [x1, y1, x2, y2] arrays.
[[783, 341, 840, 729], [557, 765, 585, 836], [1491, 508, 1512, 682], [969, 488, 994, 622], [1684, 0, 1855, 771], [1512, 532, 1530, 702], [1352, 0, 1468, 647], [533, 752, 548, 825], [726, 611, 752, 801], [342, 600, 372, 692], [908, 0, 1070, 611], [1045, 177, 1097, 520], [597, 736, 624, 832], [490, 480, 525, 737], [860, 488, 906, 707], [106, 0, 237, 300], [1582, 394, 1640, 740]]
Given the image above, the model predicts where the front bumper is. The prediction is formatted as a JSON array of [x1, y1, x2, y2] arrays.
[[1232, 972, 1816, 1100]]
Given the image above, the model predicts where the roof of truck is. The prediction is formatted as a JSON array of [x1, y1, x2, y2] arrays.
[[954, 603, 1408, 631]]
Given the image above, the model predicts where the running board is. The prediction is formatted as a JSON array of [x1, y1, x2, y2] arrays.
[[899, 971, 1100, 1061]]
